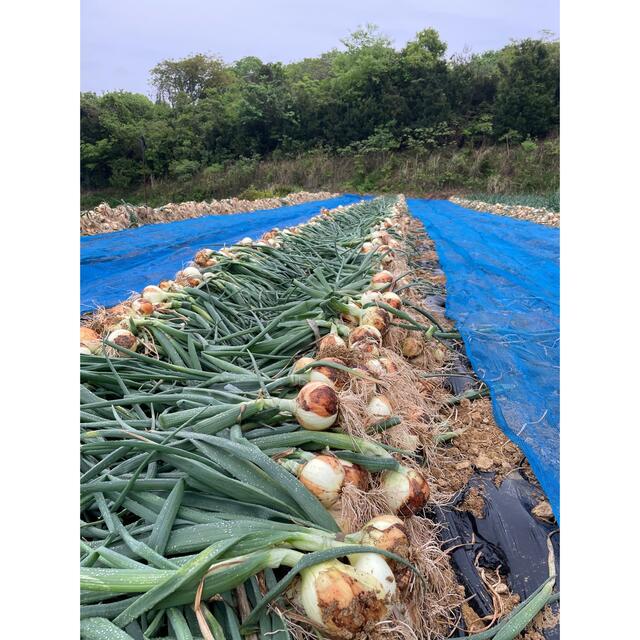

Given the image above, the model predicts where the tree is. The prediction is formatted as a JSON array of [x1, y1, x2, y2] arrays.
[[397, 29, 450, 129], [150, 54, 232, 106], [493, 39, 559, 138]]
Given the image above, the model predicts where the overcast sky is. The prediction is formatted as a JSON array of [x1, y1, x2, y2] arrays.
[[81, 0, 559, 96]]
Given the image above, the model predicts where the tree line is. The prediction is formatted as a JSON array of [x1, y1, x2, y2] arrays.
[[81, 26, 559, 191]]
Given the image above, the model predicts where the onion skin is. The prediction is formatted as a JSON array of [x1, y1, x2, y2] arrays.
[[194, 249, 216, 267], [380, 467, 430, 516], [298, 560, 389, 639], [339, 459, 370, 491], [360, 290, 382, 306], [181, 266, 202, 280], [360, 515, 410, 558], [299, 455, 345, 507], [295, 382, 339, 430], [364, 359, 385, 378], [348, 553, 396, 597], [360, 242, 374, 254]]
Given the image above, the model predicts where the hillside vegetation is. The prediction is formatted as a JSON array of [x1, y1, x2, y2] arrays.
[[81, 26, 559, 208]]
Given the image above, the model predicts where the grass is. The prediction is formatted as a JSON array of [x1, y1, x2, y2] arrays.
[[81, 136, 559, 211]]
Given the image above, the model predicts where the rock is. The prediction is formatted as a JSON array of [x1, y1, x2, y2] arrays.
[[475, 453, 493, 471]]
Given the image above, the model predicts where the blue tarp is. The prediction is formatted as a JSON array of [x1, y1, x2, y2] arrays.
[[81, 195, 367, 311], [408, 199, 559, 520]]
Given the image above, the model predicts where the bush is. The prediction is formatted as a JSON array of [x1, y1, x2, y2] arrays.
[[169, 159, 201, 182]]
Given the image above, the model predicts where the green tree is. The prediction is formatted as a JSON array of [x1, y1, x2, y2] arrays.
[[150, 54, 233, 106], [494, 39, 559, 138]]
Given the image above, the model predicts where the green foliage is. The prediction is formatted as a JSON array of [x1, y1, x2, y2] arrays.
[[81, 136, 559, 210], [494, 39, 559, 138], [81, 29, 560, 197]]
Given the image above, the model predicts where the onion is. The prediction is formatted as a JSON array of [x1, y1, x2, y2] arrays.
[[238, 237, 253, 246], [379, 357, 398, 374], [339, 459, 370, 491], [401, 336, 424, 358], [158, 280, 173, 291], [294, 382, 339, 430], [433, 345, 447, 363], [360, 515, 410, 558], [80, 345, 92, 355], [194, 249, 216, 267], [364, 359, 385, 378], [107, 329, 138, 352], [371, 271, 394, 291], [80, 327, 102, 354], [360, 307, 390, 334], [182, 266, 202, 280], [131, 298, 154, 315], [360, 290, 382, 306], [298, 560, 389, 638], [367, 395, 393, 419], [372, 230, 391, 244], [348, 325, 382, 349], [348, 553, 396, 597], [360, 242, 374, 254], [388, 238, 402, 249], [310, 357, 347, 388], [219, 248, 237, 259], [341, 312, 359, 326], [292, 357, 315, 374], [381, 291, 401, 310], [380, 466, 430, 515], [318, 332, 346, 351], [298, 455, 345, 507], [142, 285, 168, 304]]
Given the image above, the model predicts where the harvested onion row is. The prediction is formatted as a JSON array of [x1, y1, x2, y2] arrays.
[[80, 195, 470, 640]]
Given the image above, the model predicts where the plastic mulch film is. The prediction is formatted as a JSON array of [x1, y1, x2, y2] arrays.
[[408, 199, 560, 520]]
